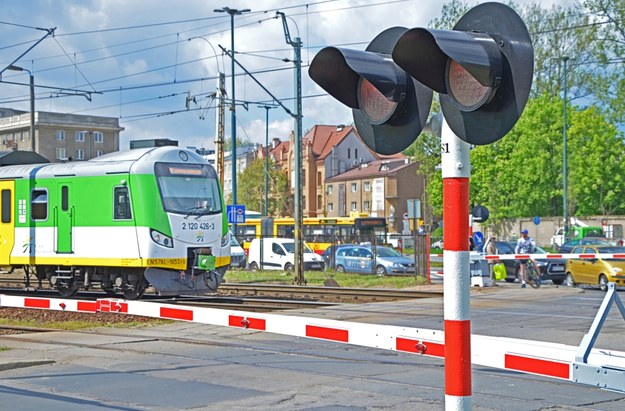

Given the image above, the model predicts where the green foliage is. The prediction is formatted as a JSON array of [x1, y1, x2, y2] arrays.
[[470, 95, 625, 218], [406, 1, 625, 221], [236, 158, 289, 216], [223, 137, 253, 152]]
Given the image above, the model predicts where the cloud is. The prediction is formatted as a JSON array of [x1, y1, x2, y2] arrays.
[[1, 0, 575, 151]]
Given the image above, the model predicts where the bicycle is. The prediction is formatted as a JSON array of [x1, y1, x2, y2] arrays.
[[525, 259, 541, 288]]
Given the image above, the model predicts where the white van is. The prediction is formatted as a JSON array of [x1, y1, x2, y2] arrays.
[[248, 238, 324, 271]]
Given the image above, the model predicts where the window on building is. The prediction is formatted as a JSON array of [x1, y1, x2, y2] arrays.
[[317, 195, 322, 209], [31, 189, 48, 221], [56, 130, 65, 141], [327, 185, 333, 195], [364, 201, 370, 210], [327, 203, 334, 212], [75, 131, 86, 142], [348, 148, 351, 159], [351, 183, 357, 192], [19, 131, 24, 142], [56, 147, 66, 160], [317, 171, 322, 185], [355, 148, 358, 158], [76, 149, 85, 160], [364, 181, 371, 192], [95, 150, 103, 157], [351, 201, 357, 211], [113, 186, 132, 220], [93, 131, 103, 143]]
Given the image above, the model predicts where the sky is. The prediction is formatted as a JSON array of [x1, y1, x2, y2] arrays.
[[1, 0, 574, 151]]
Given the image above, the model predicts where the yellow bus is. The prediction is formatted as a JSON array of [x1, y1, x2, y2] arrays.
[[233, 215, 388, 255]]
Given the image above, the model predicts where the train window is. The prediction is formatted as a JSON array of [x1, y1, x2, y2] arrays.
[[61, 186, 69, 211], [31, 189, 48, 221], [113, 186, 132, 220], [1, 189, 10, 223]]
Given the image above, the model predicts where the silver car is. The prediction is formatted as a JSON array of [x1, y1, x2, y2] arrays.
[[334, 245, 415, 275]]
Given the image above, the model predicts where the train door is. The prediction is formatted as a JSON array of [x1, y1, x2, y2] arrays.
[[56, 182, 73, 253], [0, 181, 15, 264]]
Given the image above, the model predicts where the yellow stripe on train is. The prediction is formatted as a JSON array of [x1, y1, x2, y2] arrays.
[[10, 256, 231, 270]]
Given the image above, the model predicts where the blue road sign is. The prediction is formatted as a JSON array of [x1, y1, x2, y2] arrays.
[[227, 204, 246, 224], [473, 231, 484, 246]]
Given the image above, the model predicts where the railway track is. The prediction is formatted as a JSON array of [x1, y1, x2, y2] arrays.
[[218, 283, 443, 303]]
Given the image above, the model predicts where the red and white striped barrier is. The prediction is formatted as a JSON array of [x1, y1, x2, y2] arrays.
[[431, 252, 625, 261], [2, 293, 624, 386]]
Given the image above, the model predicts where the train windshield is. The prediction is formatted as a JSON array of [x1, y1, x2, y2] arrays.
[[155, 162, 222, 215]]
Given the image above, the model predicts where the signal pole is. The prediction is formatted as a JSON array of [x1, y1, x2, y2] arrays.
[[277, 11, 305, 284]]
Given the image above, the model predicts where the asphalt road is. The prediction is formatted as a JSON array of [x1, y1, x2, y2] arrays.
[[1, 284, 624, 410]]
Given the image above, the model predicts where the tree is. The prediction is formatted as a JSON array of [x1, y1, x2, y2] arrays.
[[236, 158, 289, 216], [406, 1, 625, 222], [223, 136, 253, 151], [470, 95, 625, 218]]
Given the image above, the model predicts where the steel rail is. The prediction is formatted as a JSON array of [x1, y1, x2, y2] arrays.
[[218, 283, 443, 302]]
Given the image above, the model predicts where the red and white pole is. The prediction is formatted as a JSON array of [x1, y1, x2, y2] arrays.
[[441, 118, 472, 410]]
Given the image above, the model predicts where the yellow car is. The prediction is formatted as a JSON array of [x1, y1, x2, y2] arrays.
[[565, 245, 625, 291]]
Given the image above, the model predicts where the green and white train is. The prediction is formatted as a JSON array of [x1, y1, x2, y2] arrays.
[[0, 146, 230, 298]]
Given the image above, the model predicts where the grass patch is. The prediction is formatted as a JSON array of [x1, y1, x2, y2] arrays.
[[224, 269, 430, 288], [0, 346, 10, 351], [0, 315, 172, 331]]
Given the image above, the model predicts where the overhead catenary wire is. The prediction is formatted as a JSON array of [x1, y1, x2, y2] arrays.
[[1, 1, 623, 130]]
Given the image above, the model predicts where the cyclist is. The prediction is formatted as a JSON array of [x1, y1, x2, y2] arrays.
[[515, 229, 536, 288]]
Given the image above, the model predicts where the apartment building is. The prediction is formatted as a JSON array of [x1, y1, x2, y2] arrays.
[[260, 124, 425, 232], [325, 158, 423, 233], [0, 108, 123, 162]]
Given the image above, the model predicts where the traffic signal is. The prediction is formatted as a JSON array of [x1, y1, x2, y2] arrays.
[[392, 2, 533, 145], [309, 27, 433, 155], [308, 3, 533, 150]]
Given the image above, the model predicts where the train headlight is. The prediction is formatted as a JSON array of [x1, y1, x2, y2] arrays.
[[221, 232, 229, 247], [151, 229, 174, 248]]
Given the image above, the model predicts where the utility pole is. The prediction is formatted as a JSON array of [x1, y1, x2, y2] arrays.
[[562, 57, 569, 242], [214, 7, 250, 209], [215, 73, 226, 186], [277, 11, 305, 285], [258, 105, 277, 216]]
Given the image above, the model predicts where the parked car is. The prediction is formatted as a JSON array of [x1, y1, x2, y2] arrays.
[[565, 245, 625, 291], [558, 238, 610, 254], [332, 245, 415, 275], [321, 244, 353, 269], [491, 241, 566, 285]]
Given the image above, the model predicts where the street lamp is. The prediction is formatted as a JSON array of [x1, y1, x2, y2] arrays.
[[214, 6, 251, 207], [562, 57, 570, 241], [7, 65, 35, 152], [258, 105, 276, 216]]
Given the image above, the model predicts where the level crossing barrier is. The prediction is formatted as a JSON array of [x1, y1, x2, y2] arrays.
[[1, 283, 624, 393]]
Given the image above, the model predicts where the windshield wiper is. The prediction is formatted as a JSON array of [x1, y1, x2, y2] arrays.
[[184, 206, 209, 219]]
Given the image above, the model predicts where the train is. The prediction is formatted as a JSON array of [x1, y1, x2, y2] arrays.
[[0, 146, 230, 298]]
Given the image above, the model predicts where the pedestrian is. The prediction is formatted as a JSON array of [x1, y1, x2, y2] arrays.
[[485, 235, 499, 286], [515, 229, 536, 288]]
